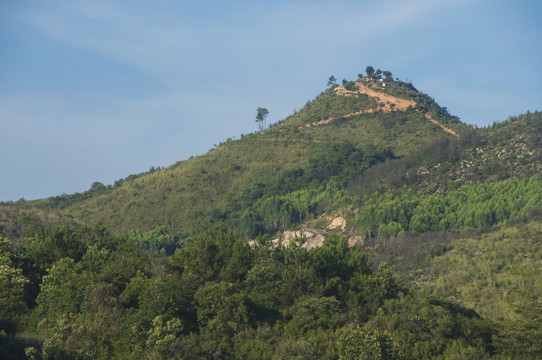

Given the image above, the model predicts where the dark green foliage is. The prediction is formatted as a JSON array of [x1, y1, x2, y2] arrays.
[[383, 70, 393, 81], [371, 290, 496, 359], [0, 223, 537, 359], [495, 295, 542, 358], [366, 66, 375, 78], [172, 227, 252, 284], [255, 107, 269, 131]]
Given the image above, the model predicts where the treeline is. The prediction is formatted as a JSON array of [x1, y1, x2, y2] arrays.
[[35, 167, 163, 211], [357, 175, 542, 238], [2, 225, 528, 359]]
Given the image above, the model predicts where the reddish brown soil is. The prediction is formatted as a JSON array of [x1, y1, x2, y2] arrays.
[[301, 82, 459, 138]]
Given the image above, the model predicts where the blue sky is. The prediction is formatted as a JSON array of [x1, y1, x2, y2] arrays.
[[1, 0, 541, 201]]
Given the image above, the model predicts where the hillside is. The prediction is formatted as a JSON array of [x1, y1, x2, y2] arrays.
[[24, 75, 472, 235], [1, 70, 541, 359]]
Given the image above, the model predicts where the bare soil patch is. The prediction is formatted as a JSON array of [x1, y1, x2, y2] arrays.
[[301, 82, 458, 138]]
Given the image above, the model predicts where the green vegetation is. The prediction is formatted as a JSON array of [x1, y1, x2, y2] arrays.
[[423, 223, 542, 357], [355, 174, 542, 238], [255, 107, 269, 132], [0, 226, 517, 359], [0, 69, 540, 358], [26, 74, 475, 235]]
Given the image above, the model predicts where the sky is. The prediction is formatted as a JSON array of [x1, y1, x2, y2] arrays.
[[1, 0, 541, 201]]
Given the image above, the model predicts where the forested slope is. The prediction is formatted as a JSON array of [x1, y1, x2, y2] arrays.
[[0, 70, 541, 359], [0, 226, 530, 359]]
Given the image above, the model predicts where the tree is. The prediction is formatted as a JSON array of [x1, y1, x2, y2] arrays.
[[195, 281, 248, 337], [366, 66, 375, 78], [36, 258, 86, 320], [255, 107, 269, 131], [328, 75, 337, 86], [337, 326, 400, 360], [145, 316, 183, 360], [383, 71, 393, 81], [0, 238, 29, 331]]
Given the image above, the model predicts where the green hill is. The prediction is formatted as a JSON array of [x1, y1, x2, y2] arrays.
[[1, 70, 541, 359], [24, 75, 473, 235]]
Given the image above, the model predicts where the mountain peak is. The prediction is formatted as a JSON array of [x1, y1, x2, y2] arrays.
[[19, 72, 500, 235], [298, 78, 459, 137]]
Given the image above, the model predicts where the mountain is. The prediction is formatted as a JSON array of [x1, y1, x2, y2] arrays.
[[5, 73, 542, 244], [1, 70, 541, 359], [20, 76, 474, 235]]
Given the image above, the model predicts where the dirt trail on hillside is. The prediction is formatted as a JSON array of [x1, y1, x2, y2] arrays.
[[424, 113, 458, 136], [301, 82, 459, 138], [335, 83, 416, 111]]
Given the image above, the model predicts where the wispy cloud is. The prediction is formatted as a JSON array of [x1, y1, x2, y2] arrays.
[[19, 0, 474, 88]]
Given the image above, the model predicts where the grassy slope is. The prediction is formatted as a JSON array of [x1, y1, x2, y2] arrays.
[[27, 79, 468, 235], [0, 203, 70, 239], [424, 222, 541, 322]]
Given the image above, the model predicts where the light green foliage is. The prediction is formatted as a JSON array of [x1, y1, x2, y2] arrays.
[[130, 225, 179, 255], [0, 237, 28, 331], [421, 222, 542, 358], [427, 223, 542, 321], [337, 325, 399, 360], [250, 179, 360, 234], [357, 175, 542, 237], [145, 316, 183, 360]]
